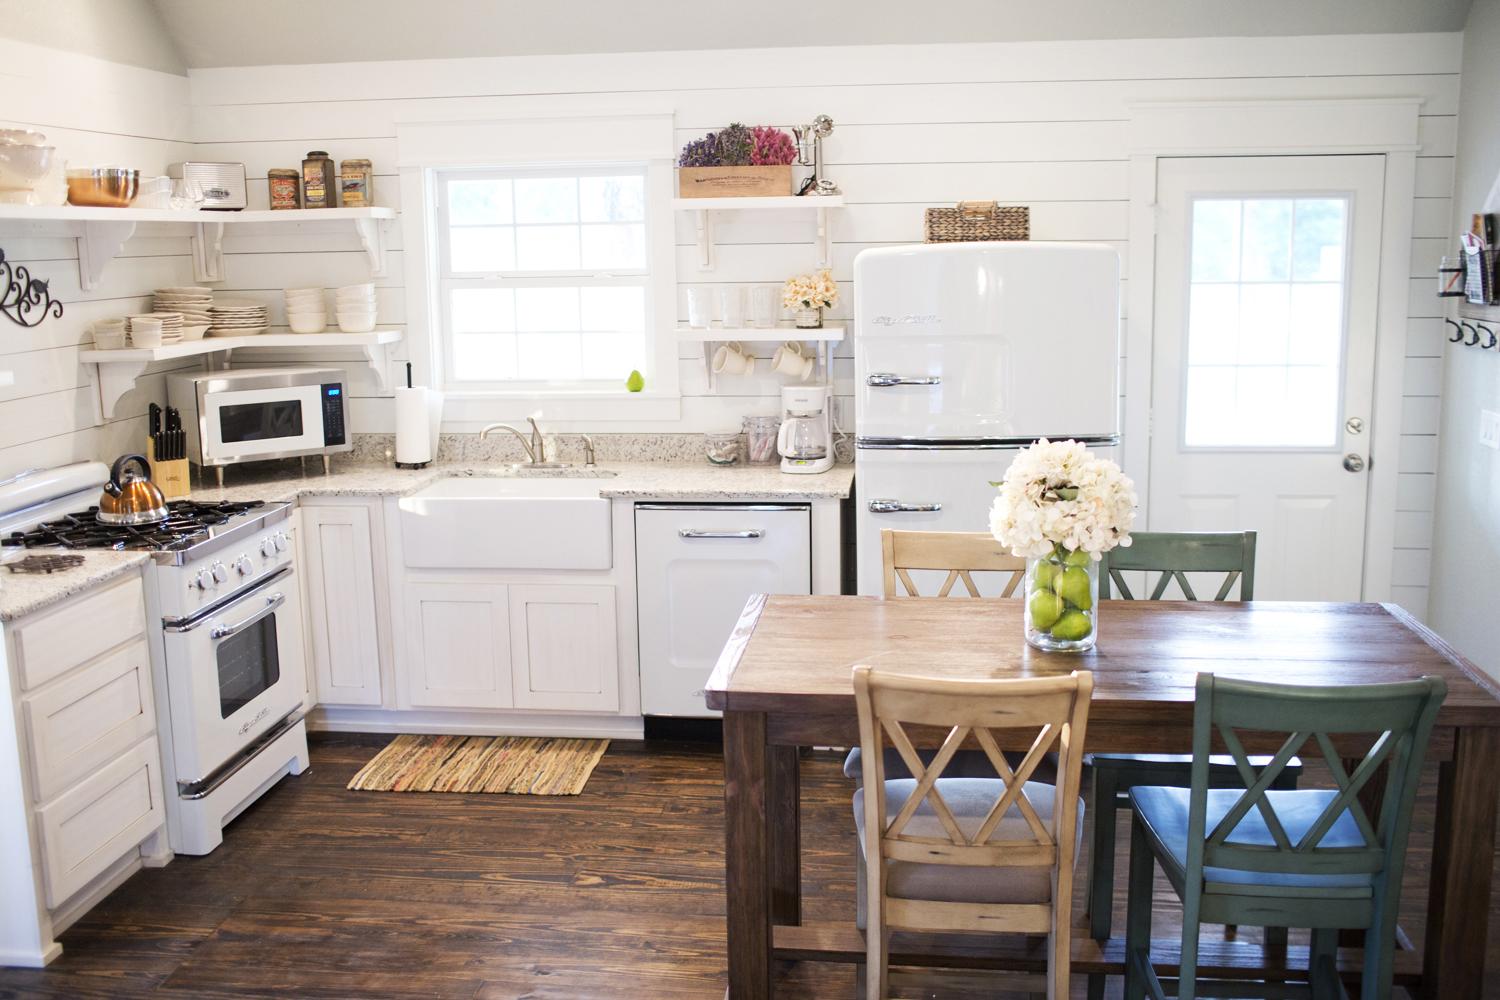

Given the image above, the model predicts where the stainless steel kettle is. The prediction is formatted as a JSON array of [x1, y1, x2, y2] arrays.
[[97, 454, 168, 525]]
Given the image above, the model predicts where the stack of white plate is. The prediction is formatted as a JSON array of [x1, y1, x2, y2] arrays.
[[131, 311, 183, 343], [154, 287, 212, 340], [336, 283, 377, 333], [284, 287, 327, 334], [208, 297, 269, 337]]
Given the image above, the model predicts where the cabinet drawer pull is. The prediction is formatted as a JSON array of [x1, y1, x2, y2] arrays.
[[678, 529, 765, 540], [868, 499, 943, 514]]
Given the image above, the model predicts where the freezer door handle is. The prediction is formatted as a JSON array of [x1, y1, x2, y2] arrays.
[[868, 498, 943, 514], [866, 373, 941, 388]]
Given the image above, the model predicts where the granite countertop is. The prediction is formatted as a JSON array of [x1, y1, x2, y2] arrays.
[[0, 551, 150, 623], [0, 460, 854, 624], [185, 458, 856, 504]]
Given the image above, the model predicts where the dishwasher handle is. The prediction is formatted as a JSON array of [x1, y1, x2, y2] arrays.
[[678, 528, 765, 540], [868, 498, 943, 514]]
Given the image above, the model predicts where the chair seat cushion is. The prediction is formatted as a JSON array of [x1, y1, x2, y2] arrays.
[[1129, 785, 1375, 896], [844, 747, 1057, 785], [854, 778, 1083, 905]]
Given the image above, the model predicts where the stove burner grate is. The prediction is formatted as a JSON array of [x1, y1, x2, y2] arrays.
[[1, 499, 267, 551], [6, 553, 86, 574]]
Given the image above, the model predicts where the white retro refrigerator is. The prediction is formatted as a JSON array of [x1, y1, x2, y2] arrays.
[[853, 242, 1122, 595]]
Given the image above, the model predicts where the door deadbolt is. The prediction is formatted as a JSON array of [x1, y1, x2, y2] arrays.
[[1343, 453, 1366, 473], [1345, 417, 1365, 435]]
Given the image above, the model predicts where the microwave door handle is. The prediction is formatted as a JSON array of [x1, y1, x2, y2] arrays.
[[210, 592, 285, 641]]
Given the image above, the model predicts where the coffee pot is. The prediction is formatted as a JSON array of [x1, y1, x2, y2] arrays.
[[776, 384, 835, 475]]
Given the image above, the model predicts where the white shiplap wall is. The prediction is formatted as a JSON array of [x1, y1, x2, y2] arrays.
[[0, 40, 195, 478], [185, 33, 1458, 614]]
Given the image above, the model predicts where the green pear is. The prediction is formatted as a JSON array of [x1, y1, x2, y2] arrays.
[[626, 370, 645, 392], [1062, 548, 1091, 568], [1028, 590, 1065, 631], [1030, 560, 1060, 591], [1055, 566, 1093, 610], [1051, 609, 1093, 641]]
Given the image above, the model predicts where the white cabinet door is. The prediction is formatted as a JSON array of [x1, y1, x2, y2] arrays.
[[635, 504, 811, 717], [509, 585, 619, 713], [404, 583, 513, 709], [301, 506, 384, 706]]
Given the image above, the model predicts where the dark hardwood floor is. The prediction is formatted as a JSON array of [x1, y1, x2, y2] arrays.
[[0, 734, 1496, 999]]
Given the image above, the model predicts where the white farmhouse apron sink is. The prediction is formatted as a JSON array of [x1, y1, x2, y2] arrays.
[[399, 476, 612, 569]]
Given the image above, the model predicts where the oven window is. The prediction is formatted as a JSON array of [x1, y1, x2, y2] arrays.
[[219, 400, 304, 443], [217, 613, 281, 718]]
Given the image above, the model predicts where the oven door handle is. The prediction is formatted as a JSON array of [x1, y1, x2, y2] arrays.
[[208, 592, 285, 641], [163, 565, 294, 633]]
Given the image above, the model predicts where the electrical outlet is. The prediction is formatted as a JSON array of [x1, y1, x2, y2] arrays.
[[1481, 409, 1500, 451]]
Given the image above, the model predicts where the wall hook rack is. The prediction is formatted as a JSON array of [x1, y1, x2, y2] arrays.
[[1446, 317, 1465, 343], [0, 248, 63, 328], [1480, 322, 1497, 350]]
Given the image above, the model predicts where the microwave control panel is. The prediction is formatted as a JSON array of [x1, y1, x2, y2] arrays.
[[321, 383, 347, 446]]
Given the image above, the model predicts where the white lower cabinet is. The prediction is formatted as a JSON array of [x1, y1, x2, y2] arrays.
[[404, 582, 513, 709], [509, 585, 619, 712], [301, 504, 384, 706]]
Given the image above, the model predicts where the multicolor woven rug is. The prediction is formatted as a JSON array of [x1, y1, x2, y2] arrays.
[[347, 734, 610, 795]]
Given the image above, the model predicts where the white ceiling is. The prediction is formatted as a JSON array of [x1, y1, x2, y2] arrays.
[[153, 0, 1473, 69]]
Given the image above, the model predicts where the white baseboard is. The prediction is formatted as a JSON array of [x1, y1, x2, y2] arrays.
[[308, 707, 644, 740]]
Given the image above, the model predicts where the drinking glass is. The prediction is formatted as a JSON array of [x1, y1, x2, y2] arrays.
[[716, 286, 746, 329], [686, 286, 713, 329], [750, 285, 779, 328]]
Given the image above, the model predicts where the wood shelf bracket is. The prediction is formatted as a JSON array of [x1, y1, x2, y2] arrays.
[[191, 221, 226, 283], [693, 210, 714, 271], [75, 220, 136, 291], [815, 206, 831, 268], [360, 338, 394, 391], [354, 216, 388, 276], [90, 356, 151, 423]]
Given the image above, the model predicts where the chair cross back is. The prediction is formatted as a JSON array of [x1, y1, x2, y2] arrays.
[[1100, 530, 1256, 601], [881, 529, 1026, 599], [1187, 673, 1446, 883]]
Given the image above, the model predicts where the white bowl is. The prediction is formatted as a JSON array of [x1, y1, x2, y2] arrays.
[[286, 306, 328, 317], [181, 324, 209, 341], [285, 293, 325, 306], [131, 329, 163, 347], [92, 329, 127, 350], [288, 314, 328, 334], [337, 315, 377, 334], [337, 282, 375, 295]]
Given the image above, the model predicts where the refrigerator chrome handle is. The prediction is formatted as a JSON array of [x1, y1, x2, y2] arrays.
[[866, 373, 941, 388], [868, 499, 943, 514]]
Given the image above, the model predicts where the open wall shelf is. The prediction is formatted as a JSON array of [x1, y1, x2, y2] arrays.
[[672, 195, 843, 272], [0, 205, 397, 288]]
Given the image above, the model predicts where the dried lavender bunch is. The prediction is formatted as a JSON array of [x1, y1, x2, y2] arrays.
[[679, 133, 720, 167], [713, 123, 754, 166]]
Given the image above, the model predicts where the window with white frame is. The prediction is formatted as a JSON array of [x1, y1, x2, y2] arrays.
[[436, 165, 650, 388]]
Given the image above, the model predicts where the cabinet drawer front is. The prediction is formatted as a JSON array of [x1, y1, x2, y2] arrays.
[[37, 737, 163, 908], [23, 639, 156, 802], [14, 576, 146, 691]]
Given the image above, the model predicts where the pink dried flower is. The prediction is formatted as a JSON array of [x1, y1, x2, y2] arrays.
[[751, 126, 797, 166]]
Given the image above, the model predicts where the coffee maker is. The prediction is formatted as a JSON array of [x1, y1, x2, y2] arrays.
[[777, 384, 835, 474]]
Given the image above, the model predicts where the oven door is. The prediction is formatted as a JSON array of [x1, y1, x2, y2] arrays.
[[202, 383, 327, 463], [162, 566, 307, 788]]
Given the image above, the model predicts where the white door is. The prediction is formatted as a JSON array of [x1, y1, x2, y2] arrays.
[[404, 582, 513, 709], [1149, 155, 1383, 600], [300, 506, 384, 706], [509, 585, 620, 713]]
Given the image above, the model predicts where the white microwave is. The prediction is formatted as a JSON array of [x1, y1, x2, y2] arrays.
[[167, 367, 351, 472]]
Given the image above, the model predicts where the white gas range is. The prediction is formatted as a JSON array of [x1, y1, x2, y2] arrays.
[[0, 463, 310, 855]]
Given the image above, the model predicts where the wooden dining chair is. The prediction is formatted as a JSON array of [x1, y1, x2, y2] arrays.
[[1125, 672, 1446, 1000], [881, 528, 1028, 598], [1085, 530, 1303, 967], [854, 666, 1093, 1000]]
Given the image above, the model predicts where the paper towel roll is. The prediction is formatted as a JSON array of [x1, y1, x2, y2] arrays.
[[394, 387, 443, 466]]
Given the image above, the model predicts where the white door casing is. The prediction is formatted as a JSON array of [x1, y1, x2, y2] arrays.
[[1149, 155, 1383, 600]]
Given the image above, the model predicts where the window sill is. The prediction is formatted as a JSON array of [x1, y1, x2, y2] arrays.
[[438, 390, 682, 427]]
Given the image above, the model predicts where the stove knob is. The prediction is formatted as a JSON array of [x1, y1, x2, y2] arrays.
[[234, 555, 254, 576], [261, 538, 278, 558], [193, 569, 214, 591], [210, 561, 229, 584], [273, 531, 289, 552]]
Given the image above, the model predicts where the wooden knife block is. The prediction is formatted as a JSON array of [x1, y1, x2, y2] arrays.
[[147, 440, 192, 500]]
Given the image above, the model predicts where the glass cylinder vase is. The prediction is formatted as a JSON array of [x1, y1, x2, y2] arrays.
[[1024, 545, 1099, 653]]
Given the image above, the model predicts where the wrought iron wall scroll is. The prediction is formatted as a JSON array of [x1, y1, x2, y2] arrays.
[[0, 248, 64, 327]]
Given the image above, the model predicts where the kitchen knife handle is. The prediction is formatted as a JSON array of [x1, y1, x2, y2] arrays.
[[866, 373, 941, 387]]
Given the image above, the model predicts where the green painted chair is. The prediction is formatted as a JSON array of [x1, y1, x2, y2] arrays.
[[1124, 672, 1446, 1000], [1086, 530, 1305, 963]]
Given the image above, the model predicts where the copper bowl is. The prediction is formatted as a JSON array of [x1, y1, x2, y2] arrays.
[[67, 168, 139, 208]]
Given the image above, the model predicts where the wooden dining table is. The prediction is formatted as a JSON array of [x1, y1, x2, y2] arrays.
[[704, 595, 1500, 999]]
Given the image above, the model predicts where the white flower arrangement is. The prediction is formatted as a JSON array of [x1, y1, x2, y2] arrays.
[[782, 268, 839, 310], [989, 439, 1137, 559]]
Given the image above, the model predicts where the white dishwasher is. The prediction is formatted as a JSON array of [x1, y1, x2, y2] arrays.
[[635, 503, 811, 717]]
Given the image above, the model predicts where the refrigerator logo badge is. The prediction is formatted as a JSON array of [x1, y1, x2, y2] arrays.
[[872, 314, 941, 327]]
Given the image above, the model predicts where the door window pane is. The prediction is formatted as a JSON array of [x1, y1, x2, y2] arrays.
[[1183, 196, 1350, 448]]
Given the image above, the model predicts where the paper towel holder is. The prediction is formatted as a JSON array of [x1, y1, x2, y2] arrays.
[[395, 364, 444, 469]]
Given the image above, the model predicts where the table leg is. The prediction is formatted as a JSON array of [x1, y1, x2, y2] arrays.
[[769, 744, 801, 926], [1422, 725, 1500, 999], [724, 710, 771, 1000]]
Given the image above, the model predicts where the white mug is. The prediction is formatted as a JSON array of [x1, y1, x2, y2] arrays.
[[712, 341, 754, 376], [716, 286, 746, 329], [771, 341, 813, 380], [750, 285, 779, 328], [686, 286, 714, 329]]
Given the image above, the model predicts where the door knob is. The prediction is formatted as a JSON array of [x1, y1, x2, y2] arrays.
[[1343, 453, 1366, 473]]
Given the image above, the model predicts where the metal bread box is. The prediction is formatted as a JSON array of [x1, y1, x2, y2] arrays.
[[168, 161, 247, 211]]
